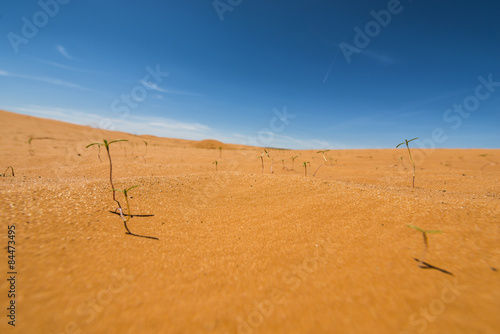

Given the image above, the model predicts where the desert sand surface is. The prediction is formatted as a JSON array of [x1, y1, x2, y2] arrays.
[[1, 109, 499, 334]]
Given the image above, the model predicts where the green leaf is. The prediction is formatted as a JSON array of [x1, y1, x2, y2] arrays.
[[108, 139, 128, 145], [86, 142, 102, 148], [396, 142, 405, 148], [407, 224, 424, 233]]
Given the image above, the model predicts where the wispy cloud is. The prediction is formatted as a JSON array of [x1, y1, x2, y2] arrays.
[[5, 105, 212, 140], [5, 105, 102, 124], [139, 79, 200, 96], [56, 44, 73, 60], [0, 70, 87, 90], [323, 47, 341, 83], [324, 44, 396, 83], [35, 58, 91, 73], [147, 121, 210, 132], [232, 132, 345, 150]]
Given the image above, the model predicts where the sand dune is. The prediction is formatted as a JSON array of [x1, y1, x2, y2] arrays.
[[0, 109, 499, 333]]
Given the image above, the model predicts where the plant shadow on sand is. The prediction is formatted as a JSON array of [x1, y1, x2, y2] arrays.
[[414, 258, 454, 276], [109, 211, 159, 240]]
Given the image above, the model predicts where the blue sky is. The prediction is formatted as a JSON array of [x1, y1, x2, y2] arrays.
[[1, 0, 499, 149]]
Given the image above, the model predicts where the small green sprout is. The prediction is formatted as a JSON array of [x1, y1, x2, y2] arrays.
[[313, 150, 329, 176], [303, 161, 310, 177], [28, 137, 35, 156], [317, 150, 329, 162], [86, 139, 128, 209], [112, 185, 141, 236], [219, 146, 222, 158], [280, 159, 285, 170], [407, 225, 442, 268], [212, 160, 220, 171], [258, 150, 270, 174], [291, 156, 299, 170], [396, 137, 418, 188], [142, 140, 148, 162], [1, 166, 15, 177]]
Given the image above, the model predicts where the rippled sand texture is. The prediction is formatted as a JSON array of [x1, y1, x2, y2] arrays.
[[1, 109, 499, 334]]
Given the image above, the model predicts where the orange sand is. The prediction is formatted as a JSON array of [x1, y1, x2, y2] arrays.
[[0, 109, 499, 333]]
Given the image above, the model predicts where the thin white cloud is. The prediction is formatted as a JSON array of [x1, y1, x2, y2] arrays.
[[4, 104, 350, 149], [323, 47, 341, 83], [56, 44, 73, 60], [139, 79, 200, 96], [232, 132, 344, 150], [0, 70, 87, 90], [5, 105, 212, 140], [148, 121, 210, 132], [35, 58, 91, 73]]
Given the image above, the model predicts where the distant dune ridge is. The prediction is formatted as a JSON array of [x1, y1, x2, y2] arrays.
[[1, 108, 499, 334]]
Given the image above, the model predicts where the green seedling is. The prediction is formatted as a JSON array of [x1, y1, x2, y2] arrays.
[[291, 156, 298, 170], [313, 150, 329, 176], [112, 185, 158, 240], [142, 140, 148, 162], [258, 150, 270, 174], [112, 185, 140, 232], [407, 225, 442, 268], [86, 139, 128, 209], [219, 146, 222, 158], [112, 185, 159, 240], [318, 150, 329, 162], [212, 160, 220, 171], [396, 137, 418, 188], [400, 156, 404, 168], [303, 161, 310, 177], [1, 166, 15, 177], [28, 137, 34, 156], [281, 159, 285, 170]]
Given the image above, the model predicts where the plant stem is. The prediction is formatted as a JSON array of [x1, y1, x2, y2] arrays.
[[4, 166, 14, 177], [106, 146, 122, 210], [313, 164, 324, 177], [419, 232, 428, 267], [406, 143, 416, 188]]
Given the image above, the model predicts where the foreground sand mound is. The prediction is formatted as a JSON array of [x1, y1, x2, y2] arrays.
[[1, 109, 499, 333]]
